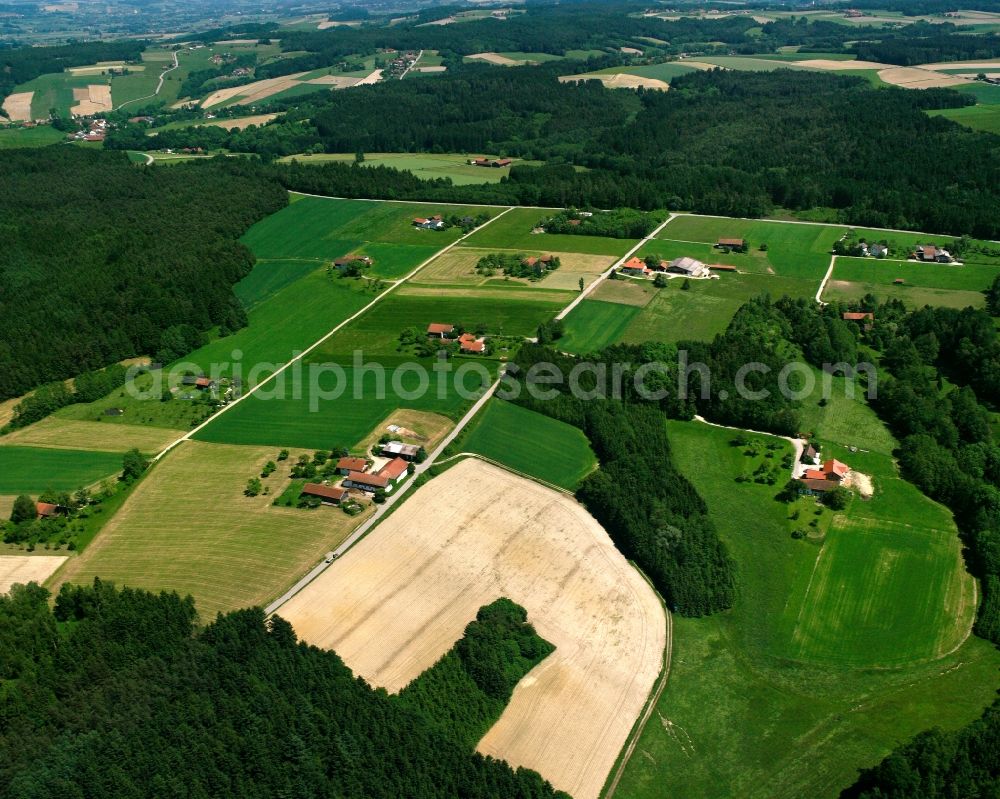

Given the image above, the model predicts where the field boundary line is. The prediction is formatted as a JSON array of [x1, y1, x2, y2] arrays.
[[816, 254, 837, 304], [433, 451, 574, 495], [153, 205, 516, 463], [556, 213, 677, 321], [602, 563, 673, 799]]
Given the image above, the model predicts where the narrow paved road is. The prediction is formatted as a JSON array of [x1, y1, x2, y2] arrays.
[[398, 49, 424, 80], [115, 49, 180, 111]]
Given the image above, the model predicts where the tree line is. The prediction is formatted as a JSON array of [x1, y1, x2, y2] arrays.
[[0, 580, 566, 798], [0, 148, 287, 401], [115, 66, 1000, 238]]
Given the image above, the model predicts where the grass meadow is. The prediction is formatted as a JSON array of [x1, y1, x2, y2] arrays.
[[0, 445, 122, 493], [51, 440, 371, 618], [614, 418, 998, 799], [0, 126, 65, 148], [462, 207, 637, 256], [928, 103, 1000, 133], [2, 418, 184, 454], [448, 399, 597, 489], [824, 256, 997, 308], [278, 152, 537, 185], [559, 300, 642, 353]]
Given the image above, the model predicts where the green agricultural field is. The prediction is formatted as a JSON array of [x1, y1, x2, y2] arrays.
[[955, 81, 1000, 105], [17, 72, 100, 118], [0, 445, 122, 493], [51, 440, 372, 618], [0, 126, 65, 148], [247, 196, 492, 261], [797, 373, 898, 455], [450, 399, 597, 489], [824, 280, 987, 309], [618, 272, 819, 345], [233, 258, 320, 310], [278, 152, 537, 185], [462, 207, 637, 256], [656, 215, 842, 278], [193, 354, 494, 450], [614, 62, 700, 81], [693, 56, 811, 71], [614, 419, 998, 799], [830, 256, 998, 294], [928, 103, 1000, 133], [559, 299, 642, 353]]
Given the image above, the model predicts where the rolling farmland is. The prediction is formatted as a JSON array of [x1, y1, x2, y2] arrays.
[[51, 440, 371, 618], [0, 556, 67, 593], [277, 459, 666, 799]]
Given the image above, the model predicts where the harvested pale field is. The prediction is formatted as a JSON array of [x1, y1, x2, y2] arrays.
[[355, 69, 383, 86], [2, 92, 34, 122], [305, 75, 362, 88], [352, 409, 453, 452], [560, 72, 670, 91], [414, 65, 447, 73], [0, 496, 14, 520], [278, 459, 666, 799], [797, 59, 890, 70], [1, 418, 184, 454], [71, 84, 112, 115], [621, 46, 643, 55], [0, 556, 67, 594], [417, 248, 612, 290], [677, 60, 720, 70], [202, 73, 309, 108], [468, 52, 525, 66], [317, 19, 362, 29], [203, 113, 278, 130], [878, 67, 970, 89], [0, 395, 21, 428], [52, 440, 372, 618], [396, 284, 576, 303]]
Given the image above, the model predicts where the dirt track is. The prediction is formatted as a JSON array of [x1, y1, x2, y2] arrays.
[[278, 459, 666, 799]]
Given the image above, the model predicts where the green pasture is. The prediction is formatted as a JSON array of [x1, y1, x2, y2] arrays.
[[823, 280, 987, 309], [192, 354, 494, 450], [656, 215, 842, 278], [279, 152, 537, 185], [559, 300, 642, 353], [451, 399, 597, 489], [0, 126, 64, 148], [614, 418, 995, 798], [928, 103, 1000, 133], [0, 445, 122, 493], [797, 373, 897, 455], [17, 72, 98, 118], [233, 259, 320, 310], [955, 82, 1000, 104], [461, 207, 636, 256], [313, 291, 565, 358], [831, 256, 998, 291], [693, 56, 810, 71]]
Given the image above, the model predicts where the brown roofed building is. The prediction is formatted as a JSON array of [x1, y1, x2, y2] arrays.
[[378, 457, 409, 482], [336, 457, 369, 475], [843, 312, 874, 322], [35, 502, 61, 519], [717, 238, 745, 248], [824, 459, 850, 480], [344, 471, 389, 492], [427, 323, 455, 338], [301, 483, 347, 505]]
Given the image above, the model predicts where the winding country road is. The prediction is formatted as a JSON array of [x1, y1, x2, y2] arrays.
[[115, 49, 180, 112]]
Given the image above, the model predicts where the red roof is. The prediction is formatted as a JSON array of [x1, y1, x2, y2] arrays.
[[824, 459, 850, 478], [567, 219, 581, 226], [36, 502, 59, 518], [347, 471, 389, 488], [842, 312, 874, 321], [922, 245, 937, 258], [427, 323, 454, 335], [302, 483, 347, 501], [337, 457, 368, 472], [458, 332, 477, 344], [523, 256, 538, 266], [718, 238, 744, 246], [413, 217, 429, 225], [494, 158, 512, 166], [804, 469, 828, 481], [378, 457, 409, 481], [460, 339, 486, 353], [194, 377, 213, 388], [799, 478, 837, 492]]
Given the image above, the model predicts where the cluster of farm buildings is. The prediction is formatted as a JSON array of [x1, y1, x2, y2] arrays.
[[299, 441, 423, 505], [468, 157, 512, 168], [620, 237, 745, 280], [428, 323, 487, 353]]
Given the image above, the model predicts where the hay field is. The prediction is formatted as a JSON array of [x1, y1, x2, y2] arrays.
[[467, 52, 526, 66], [71, 84, 112, 115], [2, 92, 34, 122], [202, 113, 278, 130], [1, 418, 184, 453], [0, 445, 121, 494], [878, 66, 970, 89], [278, 459, 665, 799], [52, 440, 372, 619], [559, 72, 670, 91], [416, 247, 612, 290], [202, 73, 309, 108], [0, 556, 67, 593]]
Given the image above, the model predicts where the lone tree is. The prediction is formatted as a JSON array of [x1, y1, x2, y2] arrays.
[[10, 495, 36, 525], [121, 448, 148, 483]]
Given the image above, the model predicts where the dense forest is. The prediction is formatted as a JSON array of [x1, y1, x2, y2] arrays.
[[504, 343, 737, 616], [0, 580, 564, 798], [117, 65, 1000, 238], [0, 40, 144, 108], [853, 28, 1000, 65], [0, 148, 287, 400]]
